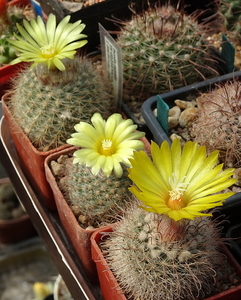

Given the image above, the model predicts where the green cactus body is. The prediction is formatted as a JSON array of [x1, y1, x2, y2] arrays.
[[188, 80, 241, 168], [9, 56, 115, 151], [117, 5, 220, 108], [218, 0, 241, 44], [220, 0, 241, 30], [103, 203, 223, 300], [55, 154, 132, 229]]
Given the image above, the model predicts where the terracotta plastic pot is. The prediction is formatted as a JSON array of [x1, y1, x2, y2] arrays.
[[0, 178, 36, 244], [0, 63, 28, 99], [44, 146, 106, 282], [7, 0, 30, 6], [44, 148, 118, 282], [2, 93, 71, 210], [91, 225, 241, 300]]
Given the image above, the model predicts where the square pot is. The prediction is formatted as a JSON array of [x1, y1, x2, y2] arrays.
[[44, 146, 118, 282], [141, 70, 241, 145], [91, 225, 241, 300]]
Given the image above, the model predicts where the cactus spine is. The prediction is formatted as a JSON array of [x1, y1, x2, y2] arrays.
[[103, 202, 223, 300], [9, 56, 114, 151], [117, 4, 221, 108]]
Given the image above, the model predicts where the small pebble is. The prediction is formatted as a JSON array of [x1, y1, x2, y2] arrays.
[[179, 107, 198, 128]]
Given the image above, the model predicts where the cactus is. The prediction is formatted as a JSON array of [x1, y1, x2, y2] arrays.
[[100, 139, 236, 300], [116, 4, 221, 110], [103, 203, 223, 300], [219, 0, 241, 31], [55, 154, 133, 228], [6, 14, 115, 152], [52, 112, 146, 229], [213, 0, 241, 45], [188, 80, 241, 169], [9, 56, 114, 151]]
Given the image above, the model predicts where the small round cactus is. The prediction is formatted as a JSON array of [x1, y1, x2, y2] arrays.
[[103, 203, 223, 300], [57, 155, 132, 228], [188, 80, 241, 168], [117, 4, 221, 110], [9, 57, 114, 151]]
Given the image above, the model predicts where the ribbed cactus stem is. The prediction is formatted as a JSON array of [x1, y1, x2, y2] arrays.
[[103, 203, 223, 300], [189, 80, 241, 168], [55, 154, 133, 228], [117, 4, 221, 108]]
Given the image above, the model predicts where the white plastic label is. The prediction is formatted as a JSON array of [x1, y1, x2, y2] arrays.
[[99, 23, 123, 110]]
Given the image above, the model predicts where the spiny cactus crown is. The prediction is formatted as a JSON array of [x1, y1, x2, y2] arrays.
[[117, 4, 220, 106], [189, 80, 241, 168]]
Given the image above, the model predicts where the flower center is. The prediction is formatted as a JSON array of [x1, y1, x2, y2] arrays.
[[40, 43, 56, 59], [167, 189, 186, 210], [100, 139, 114, 156], [167, 174, 189, 210]]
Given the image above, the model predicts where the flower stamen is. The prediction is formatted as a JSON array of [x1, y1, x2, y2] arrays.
[[100, 139, 114, 156], [40, 44, 56, 59], [168, 189, 186, 210], [167, 174, 189, 210]]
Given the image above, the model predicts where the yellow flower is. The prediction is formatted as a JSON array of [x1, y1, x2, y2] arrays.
[[128, 139, 237, 221], [67, 113, 145, 177], [10, 14, 87, 70], [33, 282, 53, 300]]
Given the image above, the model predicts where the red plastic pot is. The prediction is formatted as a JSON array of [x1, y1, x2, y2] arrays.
[[91, 226, 241, 300], [0, 63, 28, 99], [7, 0, 30, 6], [44, 146, 115, 282], [2, 93, 71, 210]]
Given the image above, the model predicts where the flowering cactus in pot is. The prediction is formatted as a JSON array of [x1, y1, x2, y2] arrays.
[[2, 13, 115, 209], [44, 112, 147, 280], [91, 138, 241, 300]]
